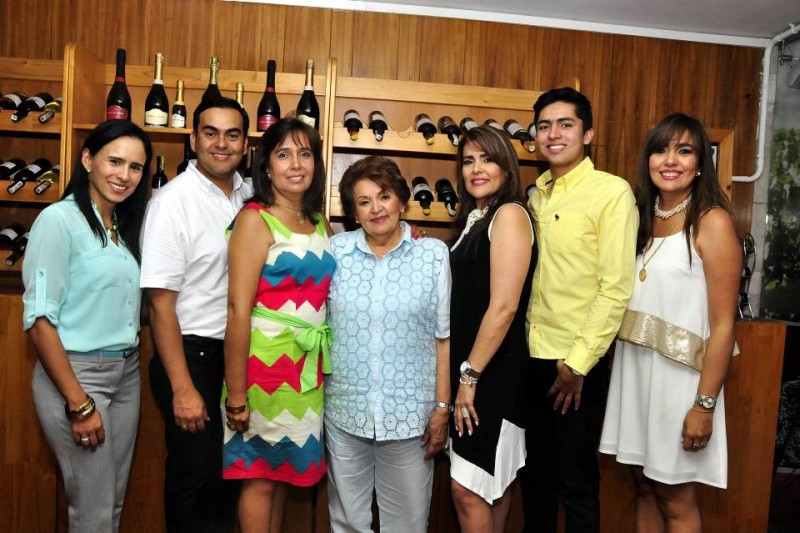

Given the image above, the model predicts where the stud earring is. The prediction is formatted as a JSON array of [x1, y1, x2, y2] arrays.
[[696, 171, 701, 176]]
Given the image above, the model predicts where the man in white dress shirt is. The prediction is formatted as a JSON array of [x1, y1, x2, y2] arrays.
[[140, 96, 251, 532]]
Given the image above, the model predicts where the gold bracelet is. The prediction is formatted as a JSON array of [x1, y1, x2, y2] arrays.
[[690, 405, 714, 414], [65, 395, 96, 421], [225, 402, 247, 414]]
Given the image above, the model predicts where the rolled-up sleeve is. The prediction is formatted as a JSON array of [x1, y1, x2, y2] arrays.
[[434, 243, 452, 339], [22, 207, 71, 330]]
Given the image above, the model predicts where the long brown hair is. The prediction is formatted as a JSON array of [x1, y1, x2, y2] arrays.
[[453, 126, 525, 250], [634, 113, 731, 260]]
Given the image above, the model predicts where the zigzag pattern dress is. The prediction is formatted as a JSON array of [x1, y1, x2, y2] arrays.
[[223, 203, 335, 486]]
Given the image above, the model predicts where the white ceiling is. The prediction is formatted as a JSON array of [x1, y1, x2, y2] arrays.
[[362, 0, 800, 40], [234, 1, 800, 45]]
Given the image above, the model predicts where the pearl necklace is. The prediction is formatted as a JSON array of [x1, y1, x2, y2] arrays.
[[451, 206, 489, 251], [654, 194, 691, 219]]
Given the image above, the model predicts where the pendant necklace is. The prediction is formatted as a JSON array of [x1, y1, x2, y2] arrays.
[[639, 215, 683, 281], [105, 211, 119, 237]]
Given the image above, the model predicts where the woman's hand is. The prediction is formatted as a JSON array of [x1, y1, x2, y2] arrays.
[[681, 408, 713, 452], [421, 408, 449, 459], [72, 410, 104, 451], [454, 383, 478, 437], [225, 395, 250, 434]]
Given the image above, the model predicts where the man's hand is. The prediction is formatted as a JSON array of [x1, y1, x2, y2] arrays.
[[173, 386, 209, 433], [546, 359, 584, 414]]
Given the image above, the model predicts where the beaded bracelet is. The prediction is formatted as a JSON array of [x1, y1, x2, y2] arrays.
[[459, 375, 478, 386], [690, 405, 714, 414], [65, 396, 96, 421]]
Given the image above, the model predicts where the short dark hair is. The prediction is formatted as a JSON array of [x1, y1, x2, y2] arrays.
[[453, 126, 525, 250], [62, 120, 152, 263], [249, 118, 325, 223], [192, 96, 249, 138], [338, 155, 411, 220], [634, 113, 730, 261], [533, 87, 593, 131]]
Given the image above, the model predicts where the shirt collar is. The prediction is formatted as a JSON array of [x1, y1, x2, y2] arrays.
[[343, 221, 412, 258], [187, 160, 244, 196], [535, 156, 594, 194]]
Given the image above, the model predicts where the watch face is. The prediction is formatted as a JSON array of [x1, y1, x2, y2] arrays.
[[698, 396, 716, 409], [460, 361, 470, 374]]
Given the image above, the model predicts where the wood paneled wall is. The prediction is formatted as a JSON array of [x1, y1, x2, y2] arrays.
[[1, 0, 762, 233]]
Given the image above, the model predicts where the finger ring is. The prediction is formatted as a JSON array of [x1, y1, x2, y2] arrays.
[[461, 408, 469, 418], [181, 424, 188, 430], [692, 442, 703, 449], [226, 420, 236, 430], [80, 436, 89, 443]]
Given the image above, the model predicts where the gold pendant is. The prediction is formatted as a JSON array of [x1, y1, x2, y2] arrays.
[[639, 268, 647, 282]]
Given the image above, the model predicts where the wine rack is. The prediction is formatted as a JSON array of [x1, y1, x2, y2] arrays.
[[323, 60, 574, 226], [0, 56, 64, 276], [62, 43, 331, 182]]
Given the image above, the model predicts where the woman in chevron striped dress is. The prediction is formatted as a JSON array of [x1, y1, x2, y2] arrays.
[[222, 118, 336, 532]]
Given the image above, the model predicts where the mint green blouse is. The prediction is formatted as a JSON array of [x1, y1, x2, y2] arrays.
[[22, 196, 140, 352]]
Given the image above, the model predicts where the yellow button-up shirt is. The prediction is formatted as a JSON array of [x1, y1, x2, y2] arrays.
[[527, 157, 638, 375]]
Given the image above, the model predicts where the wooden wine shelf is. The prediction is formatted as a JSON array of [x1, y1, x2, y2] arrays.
[[0, 113, 60, 135], [0, 251, 23, 272], [331, 126, 541, 161], [74, 123, 284, 140], [327, 197, 456, 223], [0, 183, 60, 204]]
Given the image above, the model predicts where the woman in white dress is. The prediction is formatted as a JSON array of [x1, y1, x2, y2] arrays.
[[599, 113, 741, 531]]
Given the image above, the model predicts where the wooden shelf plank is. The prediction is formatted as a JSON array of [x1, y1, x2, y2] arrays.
[[328, 197, 457, 224], [0, 183, 60, 204], [0, 113, 60, 135], [331, 126, 542, 162], [73, 123, 313, 140]]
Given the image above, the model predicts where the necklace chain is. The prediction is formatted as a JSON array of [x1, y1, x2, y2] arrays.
[[654, 194, 691, 219], [639, 216, 681, 282]]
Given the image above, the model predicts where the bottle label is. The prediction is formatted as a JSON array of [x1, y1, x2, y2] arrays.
[[0, 228, 19, 241], [7, 181, 24, 194], [27, 164, 42, 174], [34, 181, 52, 195], [4, 94, 22, 106], [506, 122, 523, 135], [1, 162, 16, 169], [29, 96, 46, 107], [463, 120, 478, 130], [258, 114, 278, 131], [145, 108, 169, 127], [107, 105, 129, 120], [416, 116, 434, 128], [344, 111, 361, 122], [171, 113, 186, 128], [370, 112, 386, 122], [412, 183, 432, 196], [297, 114, 316, 128]]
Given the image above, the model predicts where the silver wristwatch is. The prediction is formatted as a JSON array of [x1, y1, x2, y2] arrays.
[[460, 360, 481, 379], [694, 395, 717, 410]]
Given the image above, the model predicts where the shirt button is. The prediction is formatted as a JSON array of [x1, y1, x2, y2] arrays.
[[200, 351, 205, 356], [128, 321, 133, 326]]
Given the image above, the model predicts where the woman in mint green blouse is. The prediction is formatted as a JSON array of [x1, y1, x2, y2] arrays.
[[22, 120, 152, 533]]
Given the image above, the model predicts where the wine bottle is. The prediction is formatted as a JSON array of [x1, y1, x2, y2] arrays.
[[460, 117, 478, 135], [484, 118, 508, 134], [235, 82, 244, 108], [38, 97, 63, 124], [343, 109, 363, 141], [244, 147, 257, 186], [504, 119, 535, 152], [411, 176, 434, 215], [7, 158, 52, 194], [415, 113, 437, 145], [171, 80, 187, 128], [0, 158, 26, 179], [151, 155, 168, 194], [11, 92, 54, 122], [0, 92, 28, 111], [368, 111, 388, 141], [296, 59, 320, 130], [107, 49, 132, 120], [435, 178, 458, 217], [437, 115, 460, 146], [257, 60, 280, 132], [177, 136, 194, 174], [527, 121, 536, 139], [0, 223, 25, 250], [6, 231, 29, 265], [201, 57, 222, 104], [33, 165, 60, 195], [144, 52, 169, 127]]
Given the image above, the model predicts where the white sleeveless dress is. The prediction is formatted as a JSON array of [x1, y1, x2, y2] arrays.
[[599, 231, 729, 488]]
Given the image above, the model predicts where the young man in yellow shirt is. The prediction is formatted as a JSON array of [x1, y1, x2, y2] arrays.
[[521, 87, 638, 533]]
